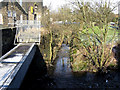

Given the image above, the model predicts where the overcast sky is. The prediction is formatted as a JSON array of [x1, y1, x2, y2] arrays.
[[43, 0, 67, 10], [43, 0, 120, 14]]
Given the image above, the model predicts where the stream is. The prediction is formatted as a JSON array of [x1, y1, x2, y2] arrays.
[[49, 44, 120, 88], [20, 44, 120, 89]]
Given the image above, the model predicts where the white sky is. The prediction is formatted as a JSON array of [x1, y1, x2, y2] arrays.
[[43, 0, 67, 10], [43, 0, 120, 14]]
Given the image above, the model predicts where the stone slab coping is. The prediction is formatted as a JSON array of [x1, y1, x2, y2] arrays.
[[0, 27, 16, 30], [0, 43, 35, 89]]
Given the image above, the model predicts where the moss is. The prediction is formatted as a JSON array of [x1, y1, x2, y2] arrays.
[[72, 60, 89, 72], [109, 63, 116, 67], [70, 56, 73, 62], [73, 49, 77, 54]]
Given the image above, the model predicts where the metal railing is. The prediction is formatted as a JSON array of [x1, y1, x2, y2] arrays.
[[14, 20, 41, 45]]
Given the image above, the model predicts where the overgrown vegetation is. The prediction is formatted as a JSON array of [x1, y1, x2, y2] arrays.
[[41, 0, 118, 72], [69, 0, 118, 72], [40, 9, 66, 65]]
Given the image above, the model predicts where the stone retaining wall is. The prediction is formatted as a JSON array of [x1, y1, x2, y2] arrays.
[[0, 28, 16, 57]]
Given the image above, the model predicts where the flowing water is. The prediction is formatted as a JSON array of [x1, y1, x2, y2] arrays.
[[21, 44, 120, 89], [48, 44, 120, 88], [49, 44, 96, 88]]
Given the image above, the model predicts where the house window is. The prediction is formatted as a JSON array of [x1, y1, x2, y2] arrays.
[[8, 11, 12, 17], [13, 11, 16, 17], [20, 15, 23, 23], [0, 14, 3, 24], [34, 14, 37, 20]]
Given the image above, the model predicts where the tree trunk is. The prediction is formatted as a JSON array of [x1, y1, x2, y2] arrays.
[[49, 31, 53, 62]]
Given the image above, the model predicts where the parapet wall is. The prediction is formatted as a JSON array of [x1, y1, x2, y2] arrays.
[[0, 28, 16, 57]]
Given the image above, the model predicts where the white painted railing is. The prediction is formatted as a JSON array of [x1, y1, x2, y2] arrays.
[[14, 20, 41, 45]]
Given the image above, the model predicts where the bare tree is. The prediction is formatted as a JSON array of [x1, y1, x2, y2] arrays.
[[68, 0, 117, 72]]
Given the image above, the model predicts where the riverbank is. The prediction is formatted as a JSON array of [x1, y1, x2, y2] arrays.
[[39, 27, 64, 66], [69, 26, 118, 72], [48, 44, 120, 88], [19, 44, 120, 89]]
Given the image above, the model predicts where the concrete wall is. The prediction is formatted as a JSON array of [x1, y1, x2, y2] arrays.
[[0, 28, 16, 57], [0, 30, 2, 57]]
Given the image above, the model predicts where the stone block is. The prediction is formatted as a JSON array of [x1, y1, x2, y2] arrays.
[[0, 28, 16, 57]]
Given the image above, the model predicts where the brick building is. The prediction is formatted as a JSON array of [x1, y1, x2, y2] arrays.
[[0, 1, 27, 27], [22, 1, 43, 21], [0, 0, 43, 28]]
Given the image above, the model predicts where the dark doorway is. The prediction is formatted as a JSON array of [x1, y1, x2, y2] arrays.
[[34, 14, 37, 20]]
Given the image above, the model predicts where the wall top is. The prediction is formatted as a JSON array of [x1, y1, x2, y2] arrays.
[[1, 0, 43, 2]]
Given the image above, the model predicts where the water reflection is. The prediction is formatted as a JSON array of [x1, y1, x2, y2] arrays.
[[54, 57, 72, 77], [53, 44, 72, 78], [20, 44, 120, 88], [51, 44, 120, 88]]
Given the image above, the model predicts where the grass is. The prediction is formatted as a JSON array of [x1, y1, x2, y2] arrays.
[[81, 26, 118, 45], [70, 26, 118, 72]]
